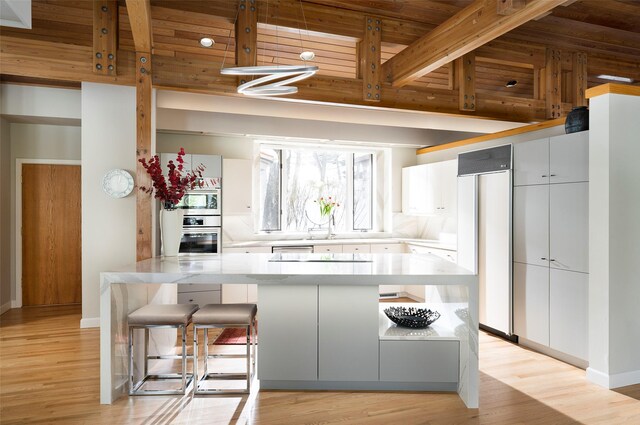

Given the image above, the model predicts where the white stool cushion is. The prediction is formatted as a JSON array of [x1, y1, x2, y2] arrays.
[[128, 304, 199, 326], [192, 304, 257, 325]]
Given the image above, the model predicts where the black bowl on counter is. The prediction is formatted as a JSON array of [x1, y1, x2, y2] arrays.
[[384, 306, 441, 329]]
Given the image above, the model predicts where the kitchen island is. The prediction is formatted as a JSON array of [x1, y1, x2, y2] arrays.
[[100, 253, 478, 407]]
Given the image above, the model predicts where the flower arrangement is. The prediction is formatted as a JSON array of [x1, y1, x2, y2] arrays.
[[314, 196, 340, 218], [138, 148, 205, 210]]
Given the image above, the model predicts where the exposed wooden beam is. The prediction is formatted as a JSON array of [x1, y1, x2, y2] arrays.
[[124, 0, 152, 53], [135, 52, 153, 261], [235, 0, 258, 86], [572, 52, 588, 107], [93, 1, 118, 76], [361, 15, 382, 102], [497, 0, 525, 16], [457, 52, 475, 111], [545, 48, 562, 119], [381, 0, 567, 88]]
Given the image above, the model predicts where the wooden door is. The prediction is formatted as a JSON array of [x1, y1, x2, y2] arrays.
[[22, 164, 81, 306]]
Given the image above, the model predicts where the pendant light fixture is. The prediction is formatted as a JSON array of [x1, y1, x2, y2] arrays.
[[220, 0, 318, 96]]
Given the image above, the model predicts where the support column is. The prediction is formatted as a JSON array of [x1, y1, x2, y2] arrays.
[[360, 16, 382, 102], [457, 52, 476, 111], [545, 48, 562, 119]]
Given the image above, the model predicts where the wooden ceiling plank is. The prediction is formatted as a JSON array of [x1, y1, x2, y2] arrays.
[[545, 48, 562, 119], [381, 0, 567, 88], [361, 15, 382, 102], [573, 52, 588, 107], [93, 1, 118, 76], [457, 52, 476, 111], [125, 0, 153, 53]]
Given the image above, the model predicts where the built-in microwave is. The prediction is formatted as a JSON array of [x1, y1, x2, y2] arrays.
[[176, 189, 221, 216]]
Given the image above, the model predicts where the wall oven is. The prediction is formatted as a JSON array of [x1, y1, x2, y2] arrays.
[[179, 215, 221, 255], [176, 189, 221, 216]]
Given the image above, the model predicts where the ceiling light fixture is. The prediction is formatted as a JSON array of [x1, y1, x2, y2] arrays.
[[220, 0, 317, 97], [199, 37, 214, 48], [597, 74, 633, 83], [505, 80, 518, 87]]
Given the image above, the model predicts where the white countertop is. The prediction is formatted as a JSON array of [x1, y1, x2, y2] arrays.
[[224, 238, 457, 251], [102, 253, 474, 286]]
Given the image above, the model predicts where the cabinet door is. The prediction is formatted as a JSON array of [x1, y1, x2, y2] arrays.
[[550, 132, 588, 184], [342, 244, 370, 254], [435, 160, 458, 215], [513, 185, 549, 267], [222, 284, 248, 303], [513, 263, 549, 346], [549, 269, 588, 360], [193, 154, 222, 178], [402, 165, 430, 214], [401, 167, 412, 214], [247, 284, 258, 303], [514, 138, 549, 186], [178, 290, 221, 305], [222, 159, 252, 214], [258, 285, 318, 381], [550, 183, 588, 273], [370, 243, 404, 253], [319, 286, 379, 381]]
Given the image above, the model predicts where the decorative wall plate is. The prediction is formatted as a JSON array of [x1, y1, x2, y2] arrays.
[[102, 169, 134, 198]]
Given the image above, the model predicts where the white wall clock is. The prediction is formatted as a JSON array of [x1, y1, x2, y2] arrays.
[[102, 169, 134, 198]]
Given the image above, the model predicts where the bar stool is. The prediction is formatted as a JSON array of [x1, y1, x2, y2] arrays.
[[192, 304, 257, 394], [128, 303, 199, 396]]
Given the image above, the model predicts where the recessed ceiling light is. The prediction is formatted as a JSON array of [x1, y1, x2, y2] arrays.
[[300, 51, 315, 61], [199, 37, 214, 48], [505, 80, 518, 87], [597, 74, 633, 83]]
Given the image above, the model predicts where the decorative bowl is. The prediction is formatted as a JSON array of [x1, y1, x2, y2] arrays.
[[383, 306, 441, 329]]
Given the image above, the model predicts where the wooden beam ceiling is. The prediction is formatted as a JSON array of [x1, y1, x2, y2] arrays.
[[124, 0, 152, 52], [93, 1, 118, 76], [381, 0, 568, 87]]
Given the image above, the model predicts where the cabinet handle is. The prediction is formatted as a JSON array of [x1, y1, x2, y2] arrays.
[[550, 174, 556, 177], [541, 174, 548, 177], [541, 257, 547, 260], [549, 259, 556, 262]]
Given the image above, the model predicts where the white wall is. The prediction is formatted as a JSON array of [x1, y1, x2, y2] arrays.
[[0, 118, 10, 313], [588, 91, 640, 388], [1, 84, 80, 122], [81, 83, 139, 325]]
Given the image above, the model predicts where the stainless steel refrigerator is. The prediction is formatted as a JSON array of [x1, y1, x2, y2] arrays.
[[457, 145, 514, 339]]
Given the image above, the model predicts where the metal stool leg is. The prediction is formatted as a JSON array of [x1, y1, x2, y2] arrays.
[[193, 326, 199, 386]]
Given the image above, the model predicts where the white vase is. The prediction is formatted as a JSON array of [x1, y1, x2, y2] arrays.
[[160, 208, 184, 257]]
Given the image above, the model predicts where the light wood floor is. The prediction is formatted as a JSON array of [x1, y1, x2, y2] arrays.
[[1, 305, 639, 425]]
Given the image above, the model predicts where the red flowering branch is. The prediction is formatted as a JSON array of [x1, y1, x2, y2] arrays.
[[138, 147, 205, 209]]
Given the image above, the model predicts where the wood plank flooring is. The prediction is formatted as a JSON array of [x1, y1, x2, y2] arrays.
[[1, 305, 639, 424]]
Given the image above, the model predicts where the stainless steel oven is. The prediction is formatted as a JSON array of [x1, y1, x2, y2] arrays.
[[179, 215, 221, 255], [176, 189, 221, 216]]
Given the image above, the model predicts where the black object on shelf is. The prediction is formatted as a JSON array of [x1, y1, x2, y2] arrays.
[[565, 106, 589, 134], [384, 306, 441, 329]]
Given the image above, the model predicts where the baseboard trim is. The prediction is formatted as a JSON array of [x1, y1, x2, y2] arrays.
[[0, 301, 11, 315], [80, 317, 100, 329], [11, 300, 21, 308], [587, 367, 640, 389]]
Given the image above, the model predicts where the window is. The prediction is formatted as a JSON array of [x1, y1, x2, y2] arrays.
[[259, 145, 376, 233]]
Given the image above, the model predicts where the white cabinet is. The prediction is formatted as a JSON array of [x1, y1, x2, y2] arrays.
[[178, 290, 221, 306], [514, 185, 549, 268], [513, 263, 549, 346], [549, 269, 588, 360], [402, 160, 457, 216], [223, 158, 252, 214], [342, 244, 370, 254], [549, 132, 588, 184], [370, 243, 404, 254], [313, 245, 343, 253], [379, 340, 459, 383], [258, 285, 318, 381], [192, 154, 222, 178], [514, 138, 549, 186], [406, 244, 457, 263], [318, 286, 379, 381], [550, 183, 589, 273], [222, 246, 272, 303]]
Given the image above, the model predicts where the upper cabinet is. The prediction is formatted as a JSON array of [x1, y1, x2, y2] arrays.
[[514, 132, 588, 187], [402, 160, 457, 216], [160, 153, 222, 179], [514, 138, 549, 186], [549, 132, 589, 184]]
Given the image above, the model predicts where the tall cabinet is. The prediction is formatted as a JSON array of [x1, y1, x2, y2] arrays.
[[513, 131, 589, 363]]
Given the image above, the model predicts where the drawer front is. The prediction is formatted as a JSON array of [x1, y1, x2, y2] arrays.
[[380, 340, 459, 383], [178, 283, 221, 293], [224, 246, 272, 253], [313, 245, 343, 253], [342, 244, 371, 254], [370, 243, 404, 253], [177, 290, 221, 306]]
